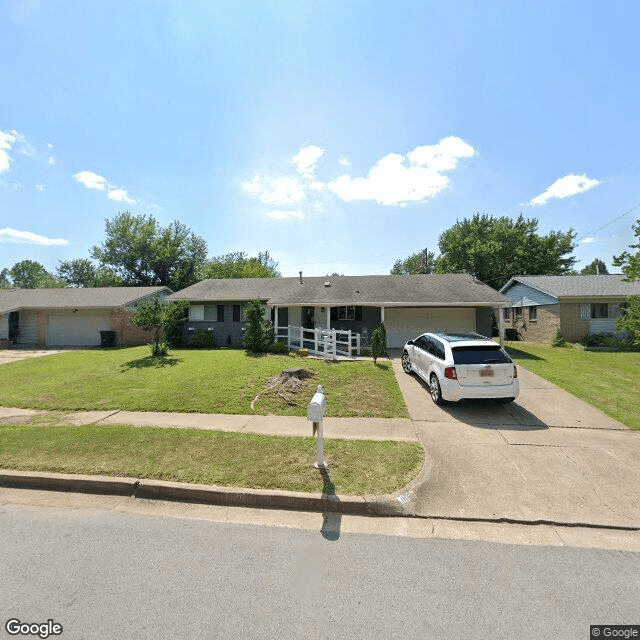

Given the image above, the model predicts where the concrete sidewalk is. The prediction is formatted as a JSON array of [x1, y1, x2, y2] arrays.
[[0, 406, 418, 442]]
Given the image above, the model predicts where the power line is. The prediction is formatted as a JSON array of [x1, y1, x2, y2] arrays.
[[575, 200, 640, 243]]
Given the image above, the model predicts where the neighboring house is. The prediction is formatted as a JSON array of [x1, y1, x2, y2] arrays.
[[500, 275, 640, 342], [167, 273, 510, 349], [0, 287, 172, 347]]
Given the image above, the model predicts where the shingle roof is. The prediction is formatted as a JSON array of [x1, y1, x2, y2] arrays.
[[0, 286, 171, 314], [167, 274, 509, 306], [501, 274, 640, 298]]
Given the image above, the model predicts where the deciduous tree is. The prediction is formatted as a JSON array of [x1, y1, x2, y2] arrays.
[[201, 251, 281, 279], [7, 260, 62, 288]]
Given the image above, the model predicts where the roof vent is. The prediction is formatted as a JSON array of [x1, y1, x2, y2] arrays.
[[324, 281, 331, 287], [299, 271, 303, 284]]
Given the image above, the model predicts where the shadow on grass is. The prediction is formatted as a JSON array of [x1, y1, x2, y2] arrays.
[[374, 362, 390, 371], [504, 346, 546, 361], [120, 355, 182, 371]]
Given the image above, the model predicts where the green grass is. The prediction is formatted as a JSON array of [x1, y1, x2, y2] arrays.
[[0, 419, 423, 495], [505, 341, 640, 430], [0, 347, 407, 418]]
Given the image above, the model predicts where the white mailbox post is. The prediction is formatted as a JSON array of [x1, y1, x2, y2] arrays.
[[307, 384, 327, 469]]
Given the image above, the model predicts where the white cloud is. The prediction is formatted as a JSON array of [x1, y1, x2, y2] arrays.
[[0, 227, 69, 246], [243, 175, 305, 205], [34, 184, 45, 192], [529, 173, 600, 206], [107, 188, 136, 204], [74, 169, 138, 204], [581, 236, 597, 244], [328, 136, 476, 206], [74, 170, 108, 191], [338, 156, 351, 168], [48, 156, 55, 165], [264, 210, 304, 220], [47, 142, 53, 150], [0, 129, 20, 173], [292, 144, 324, 180]]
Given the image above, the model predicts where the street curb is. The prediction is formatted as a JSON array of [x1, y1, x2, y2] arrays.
[[0, 469, 404, 517]]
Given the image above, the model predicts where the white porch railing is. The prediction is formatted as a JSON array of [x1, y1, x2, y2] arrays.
[[275, 326, 361, 358]]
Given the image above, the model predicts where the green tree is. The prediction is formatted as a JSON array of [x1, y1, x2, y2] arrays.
[[390, 249, 436, 275], [580, 258, 609, 275], [90, 212, 208, 291], [8, 260, 62, 288], [0, 268, 11, 289], [201, 251, 281, 279], [57, 258, 124, 287], [616, 297, 640, 347], [130, 297, 189, 355], [435, 213, 576, 289], [242, 299, 273, 352], [613, 218, 640, 281]]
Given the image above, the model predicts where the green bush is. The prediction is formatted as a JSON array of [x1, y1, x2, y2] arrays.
[[269, 340, 288, 354], [296, 348, 309, 357], [552, 329, 567, 347], [149, 340, 169, 357], [579, 332, 637, 349], [190, 330, 216, 349]]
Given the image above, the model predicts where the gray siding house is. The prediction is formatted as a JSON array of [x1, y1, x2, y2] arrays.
[[0, 287, 172, 347], [500, 275, 640, 342], [167, 273, 510, 348]]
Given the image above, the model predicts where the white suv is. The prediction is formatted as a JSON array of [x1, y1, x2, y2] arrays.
[[401, 332, 519, 404]]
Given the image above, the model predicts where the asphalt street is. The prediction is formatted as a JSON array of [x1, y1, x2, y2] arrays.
[[1, 500, 638, 640]]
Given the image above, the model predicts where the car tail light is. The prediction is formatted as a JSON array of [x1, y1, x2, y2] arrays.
[[444, 366, 457, 380], [513, 365, 518, 378]]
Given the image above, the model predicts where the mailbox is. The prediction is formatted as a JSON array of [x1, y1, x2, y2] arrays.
[[307, 385, 327, 422]]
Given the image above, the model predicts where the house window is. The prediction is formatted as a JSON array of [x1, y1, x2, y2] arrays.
[[591, 303, 609, 319], [503, 308, 510, 320], [204, 305, 216, 321], [514, 307, 523, 319], [528, 306, 537, 321], [190, 305, 204, 321], [217, 305, 225, 322], [579, 303, 590, 320], [277, 307, 288, 327], [233, 304, 241, 322]]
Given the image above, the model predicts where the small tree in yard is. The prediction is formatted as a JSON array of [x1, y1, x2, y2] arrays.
[[243, 299, 270, 353], [371, 322, 387, 364], [617, 297, 640, 347], [130, 298, 188, 356]]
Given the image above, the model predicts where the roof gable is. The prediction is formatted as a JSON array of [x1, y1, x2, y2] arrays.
[[500, 275, 640, 299]]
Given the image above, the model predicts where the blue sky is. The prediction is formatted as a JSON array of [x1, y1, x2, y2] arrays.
[[1, 0, 639, 279]]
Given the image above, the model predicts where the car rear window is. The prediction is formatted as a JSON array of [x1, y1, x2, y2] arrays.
[[451, 345, 512, 365]]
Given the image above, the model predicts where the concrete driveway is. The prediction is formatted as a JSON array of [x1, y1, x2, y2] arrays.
[[0, 348, 65, 365], [388, 351, 640, 529]]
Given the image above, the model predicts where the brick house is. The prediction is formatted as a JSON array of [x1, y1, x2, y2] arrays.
[[499, 275, 640, 342], [0, 287, 172, 347], [167, 273, 510, 349]]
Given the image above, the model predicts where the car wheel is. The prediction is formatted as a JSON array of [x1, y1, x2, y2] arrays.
[[401, 351, 412, 374], [429, 374, 444, 405]]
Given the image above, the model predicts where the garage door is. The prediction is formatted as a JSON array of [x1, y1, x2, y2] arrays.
[[385, 307, 476, 348], [46, 311, 111, 347]]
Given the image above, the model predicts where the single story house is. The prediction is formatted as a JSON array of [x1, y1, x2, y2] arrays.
[[0, 286, 172, 347], [167, 273, 510, 349], [499, 274, 640, 342]]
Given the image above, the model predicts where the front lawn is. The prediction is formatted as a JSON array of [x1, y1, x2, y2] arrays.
[[0, 347, 407, 418], [0, 419, 422, 495], [505, 342, 640, 430]]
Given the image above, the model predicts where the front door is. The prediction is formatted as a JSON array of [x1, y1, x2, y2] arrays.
[[302, 306, 315, 329]]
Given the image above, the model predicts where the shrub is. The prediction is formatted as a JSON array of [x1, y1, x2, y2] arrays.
[[190, 330, 216, 349], [149, 340, 169, 357], [270, 340, 288, 354], [371, 326, 384, 363], [296, 348, 309, 357], [243, 299, 272, 353], [616, 295, 640, 347], [552, 329, 567, 347]]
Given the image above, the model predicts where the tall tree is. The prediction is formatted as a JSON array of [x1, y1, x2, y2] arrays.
[[613, 218, 640, 281], [57, 258, 124, 287], [435, 213, 576, 289], [90, 212, 208, 291], [580, 258, 609, 275], [390, 249, 436, 275], [0, 268, 11, 289], [8, 260, 62, 288], [201, 251, 281, 279]]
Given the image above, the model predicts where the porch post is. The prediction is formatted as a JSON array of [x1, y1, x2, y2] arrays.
[[498, 306, 505, 347], [380, 306, 385, 323], [327, 306, 331, 330], [273, 305, 278, 339]]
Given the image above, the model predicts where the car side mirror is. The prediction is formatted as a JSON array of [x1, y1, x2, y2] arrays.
[[406, 340, 414, 345]]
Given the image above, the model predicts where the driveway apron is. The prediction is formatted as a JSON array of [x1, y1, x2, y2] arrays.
[[389, 351, 640, 528]]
